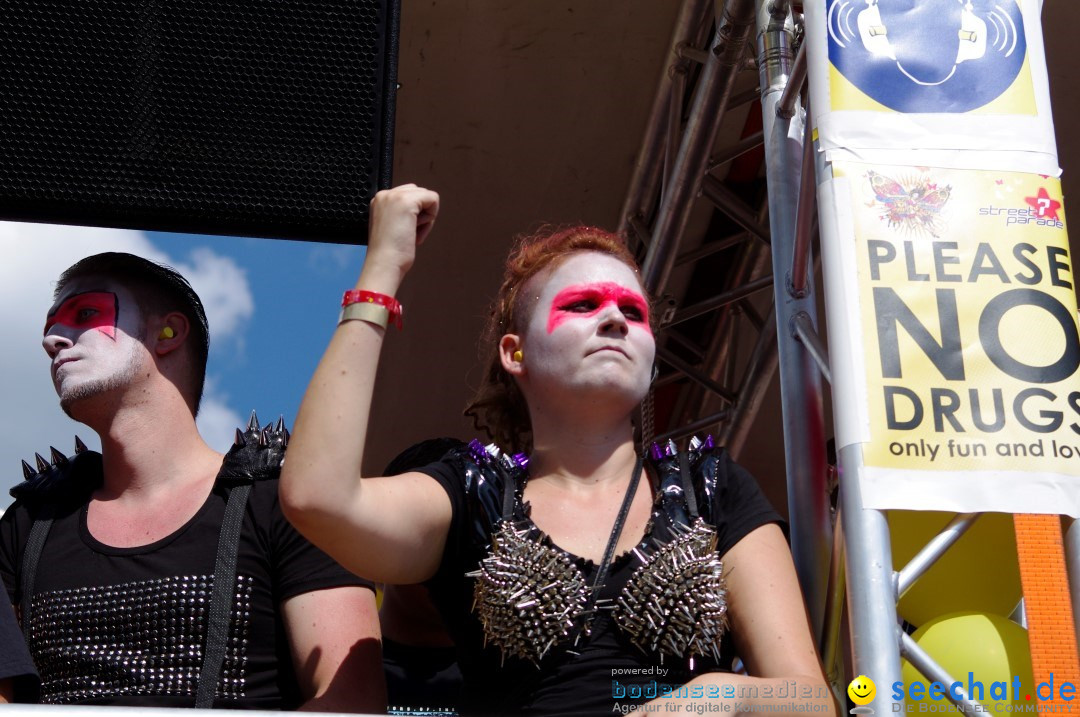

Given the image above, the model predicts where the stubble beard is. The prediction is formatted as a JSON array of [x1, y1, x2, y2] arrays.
[[58, 342, 144, 420]]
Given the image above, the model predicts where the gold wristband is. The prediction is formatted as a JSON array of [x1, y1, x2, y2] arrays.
[[338, 301, 389, 329]]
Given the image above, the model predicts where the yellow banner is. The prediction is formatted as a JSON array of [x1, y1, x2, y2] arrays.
[[835, 161, 1080, 480]]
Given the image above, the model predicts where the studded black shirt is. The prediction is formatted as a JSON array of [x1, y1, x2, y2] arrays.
[[0, 468, 370, 709]]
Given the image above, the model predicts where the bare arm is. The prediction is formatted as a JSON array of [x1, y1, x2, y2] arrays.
[[284, 585, 386, 713], [651, 524, 838, 715], [280, 185, 452, 584], [0, 678, 12, 703]]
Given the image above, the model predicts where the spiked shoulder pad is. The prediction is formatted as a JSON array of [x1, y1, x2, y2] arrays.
[[442, 440, 528, 544], [647, 435, 723, 526], [10, 436, 101, 502], [216, 411, 290, 485]]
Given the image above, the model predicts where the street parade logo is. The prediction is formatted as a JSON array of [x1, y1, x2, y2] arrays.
[[826, 0, 1027, 112]]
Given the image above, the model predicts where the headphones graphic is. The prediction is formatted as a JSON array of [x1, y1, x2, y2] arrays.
[[857, 0, 986, 85]]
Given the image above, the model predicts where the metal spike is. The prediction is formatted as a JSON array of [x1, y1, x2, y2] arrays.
[[234, 428, 245, 446], [247, 410, 260, 431], [50, 447, 68, 466], [22, 460, 35, 480], [275, 415, 285, 433], [74, 436, 88, 454], [35, 453, 49, 472], [282, 428, 290, 448], [258, 428, 269, 447]]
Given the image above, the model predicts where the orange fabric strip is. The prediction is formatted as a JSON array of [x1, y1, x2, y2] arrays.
[[1013, 514, 1080, 710]]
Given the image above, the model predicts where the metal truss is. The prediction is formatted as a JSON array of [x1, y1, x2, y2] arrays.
[[618, 0, 833, 645], [621, 3, 1080, 711]]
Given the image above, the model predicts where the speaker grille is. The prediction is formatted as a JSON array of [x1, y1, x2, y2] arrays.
[[0, 1, 398, 243]]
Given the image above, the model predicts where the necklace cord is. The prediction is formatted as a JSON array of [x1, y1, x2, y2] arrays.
[[573, 456, 645, 642]]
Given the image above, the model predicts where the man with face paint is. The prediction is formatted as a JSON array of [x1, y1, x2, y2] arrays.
[[0, 253, 386, 710]]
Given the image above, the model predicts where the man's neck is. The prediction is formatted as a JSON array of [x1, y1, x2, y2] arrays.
[[88, 400, 223, 500]]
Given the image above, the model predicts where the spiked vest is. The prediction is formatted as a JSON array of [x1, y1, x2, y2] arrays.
[[454, 436, 730, 668]]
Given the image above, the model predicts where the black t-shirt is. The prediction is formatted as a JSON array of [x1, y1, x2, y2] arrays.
[[0, 574, 38, 702], [0, 475, 370, 709], [418, 446, 782, 716]]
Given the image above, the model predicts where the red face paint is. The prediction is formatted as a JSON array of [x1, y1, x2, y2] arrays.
[[546, 282, 650, 334], [45, 291, 118, 339]]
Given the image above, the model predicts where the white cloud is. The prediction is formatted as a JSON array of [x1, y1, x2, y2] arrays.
[[308, 243, 363, 276], [176, 247, 255, 340], [0, 222, 250, 507]]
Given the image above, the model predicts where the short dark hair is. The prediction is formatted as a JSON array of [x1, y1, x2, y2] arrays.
[[54, 252, 210, 414]]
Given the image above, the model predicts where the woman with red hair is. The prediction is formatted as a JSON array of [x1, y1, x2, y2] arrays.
[[281, 185, 834, 715]]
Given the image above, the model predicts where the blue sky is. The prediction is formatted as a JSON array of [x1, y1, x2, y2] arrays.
[[145, 230, 366, 428], [0, 221, 365, 504]]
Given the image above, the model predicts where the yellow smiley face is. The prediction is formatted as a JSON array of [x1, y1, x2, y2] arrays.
[[848, 675, 876, 705]]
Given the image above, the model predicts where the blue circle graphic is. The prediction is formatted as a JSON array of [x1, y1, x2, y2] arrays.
[[826, 0, 1027, 113]]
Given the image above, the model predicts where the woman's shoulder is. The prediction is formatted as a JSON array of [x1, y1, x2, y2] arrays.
[[411, 438, 527, 541], [647, 436, 781, 549]]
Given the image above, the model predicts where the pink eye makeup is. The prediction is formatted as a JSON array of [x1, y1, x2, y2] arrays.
[[547, 282, 650, 334], [45, 291, 118, 339]]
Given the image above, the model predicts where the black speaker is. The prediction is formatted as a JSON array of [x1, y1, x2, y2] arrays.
[[0, 1, 399, 244]]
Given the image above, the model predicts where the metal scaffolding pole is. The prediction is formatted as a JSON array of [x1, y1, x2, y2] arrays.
[[618, 0, 713, 240], [755, 1, 830, 634], [641, 0, 758, 295], [838, 446, 903, 712]]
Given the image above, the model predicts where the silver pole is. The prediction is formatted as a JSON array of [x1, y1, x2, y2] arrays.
[[708, 129, 765, 170], [792, 311, 831, 385], [642, 0, 759, 294], [777, 42, 806, 120], [756, 0, 831, 634], [840, 444, 904, 712], [789, 109, 817, 296], [895, 513, 979, 599], [720, 308, 780, 458], [900, 632, 986, 713], [670, 274, 774, 325], [656, 345, 738, 401], [701, 174, 772, 243]]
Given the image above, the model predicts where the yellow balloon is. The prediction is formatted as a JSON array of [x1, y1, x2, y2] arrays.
[[889, 511, 1021, 626], [900, 612, 1033, 712]]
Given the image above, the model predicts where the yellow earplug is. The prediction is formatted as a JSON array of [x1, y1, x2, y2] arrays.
[[159, 327, 175, 340]]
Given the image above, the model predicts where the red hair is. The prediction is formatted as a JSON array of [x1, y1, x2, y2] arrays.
[[464, 225, 648, 453]]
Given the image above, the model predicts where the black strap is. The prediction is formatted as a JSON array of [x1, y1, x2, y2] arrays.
[[18, 514, 54, 647], [573, 457, 644, 644], [678, 450, 700, 520], [502, 462, 518, 521], [195, 482, 252, 709]]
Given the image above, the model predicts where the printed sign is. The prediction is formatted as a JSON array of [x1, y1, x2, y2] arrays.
[[805, 0, 1058, 175], [823, 161, 1079, 516], [826, 0, 1029, 114]]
